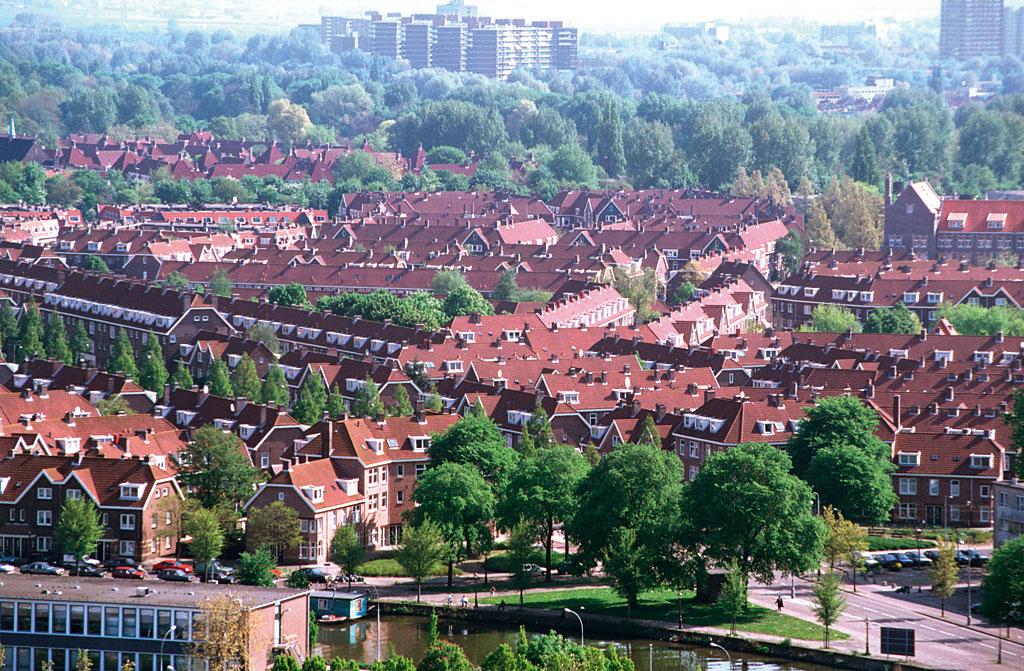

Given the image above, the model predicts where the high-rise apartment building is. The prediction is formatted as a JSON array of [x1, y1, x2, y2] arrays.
[[1005, 6, 1024, 56], [318, 11, 577, 79], [939, 0, 1005, 59]]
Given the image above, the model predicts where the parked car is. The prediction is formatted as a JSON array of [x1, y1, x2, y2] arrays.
[[963, 550, 989, 566], [521, 564, 544, 576], [344, 574, 365, 583], [854, 553, 880, 572], [157, 569, 192, 583], [0, 564, 16, 574], [556, 559, 587, 576], [63, 563, 106, 577], [102, 557, 140, 571], [955, 550, 973, 566], [905, 551, 932, 568], [152, 560, 193, 574], [199, 568, 237, 584], [895, 553, 915, 568], [0, 555, 22, 565], [111, 566, 147, 580], [194, 560, 233, 577], [923, 550, 941, 561], [20, 562, 64, 576], [293, 567, 332, 584], [878, 554, 902, 570]]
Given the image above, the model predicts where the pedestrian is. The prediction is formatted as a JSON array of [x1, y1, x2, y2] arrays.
[[776, 596, 784, 611], [460, 595, 469, 608], [447, 594, 453, 607], [499, 599, 506, 611], [489, 585, 496, 597]]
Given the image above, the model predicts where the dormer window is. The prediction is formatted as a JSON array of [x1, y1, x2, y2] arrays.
[[366, 439, 384, 454], [974, 351, 993, 364], [444, 360, 463, 373], [557, 391, 579, 404], [897, 452, 920, 466], [411, 436, 430, 452], [970, 454, 992, 469], [903, 292, 919, 304], [457, 331, 476, 343], [503, 330, 522, 342], [302, 486, 324, 502], [120, 484, 144, 500]]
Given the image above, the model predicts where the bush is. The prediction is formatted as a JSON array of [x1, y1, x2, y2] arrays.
[[866, 537, 935, 552], [357, 558, 457, 577], [287, 571, 311, 588]]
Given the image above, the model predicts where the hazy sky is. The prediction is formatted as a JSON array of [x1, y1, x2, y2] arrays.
[[320, 0, 944, 31]]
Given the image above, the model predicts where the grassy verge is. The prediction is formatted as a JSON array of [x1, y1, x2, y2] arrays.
[[357, 558, 461, 577], [866, 537, 936, 551], [482, 549, 565, 573], [480, 587, 845, 642]]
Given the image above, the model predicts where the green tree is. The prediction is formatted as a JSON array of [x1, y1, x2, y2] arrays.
[[272, 656, 301, 671], [980, 536, 1024, 625], [803, 304, 862, 333], [96, 395, 134, 416], [44, 313, 73, 364], [0, 301, 18, 359], [352, 375, 385, 418], [493, 270, 519, 302], [849, 126, 882, 188], [207, 358, 234, 397], [70, 321, 91, 365], [717, 562, 748, 635], [506, 521, 537, 607], [178, 425, 264, 509], [330, 525, 366, 586], [396, 519, 447, 601], [805, 442, 898, 525], [500, 445, 589, 581], [442, 285, 494, 319], [54, 497, 104, 569], [812, 573, 847, 648], [246, 501, 301, 560], [930, 541, 959, 617], [184, 506, 224, 579], [804, 200, 838, 251], [821, 176, 883, 250], [236, 548, 277, 587], [261, 363, 289, 406], [230, 354, 262, 400], [429, 412, 519, 486], [787, 394, 890, 477], [266, 98, 312, 145], [138, 332, 168, 393], [15, 300, 45, 364], [417, 640, 473, 671], [624, 118, 675, 188], [864, 304, 921, 334], [937, 303, 1024, 337], [165, 271, 190, 290], [669, 281, 696, 305], [268, 283, 310, 308], [413, 462, 495, 586], [326, 384, 346, 419], [776, 231, 805, 277], [431, 270, 468, 296], [570, 442, 681, 610], [683, 443, 825, 586], [209, 269, 232, 298], [83, 255, 110, 272], [171, 361, 194, 388], [388, 384, 414, 417], [517, 400, 556, 456], [107, 329, 138, 378], [247, 324, 282, 356], [612, 268, 659, 322], [292, 373, 328, 424], [636, 415, 660, 448], [74, 650, 93, 671], [821, 506, 866, 574]]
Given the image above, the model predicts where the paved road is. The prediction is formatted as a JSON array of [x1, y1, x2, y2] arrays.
[[749, 572, 1024, 671]]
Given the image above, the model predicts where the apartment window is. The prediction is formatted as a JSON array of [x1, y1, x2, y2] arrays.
[[980, 485, 990, 499], [970, 455, 992, 469], [69, 605, 85, 635], [897, 453, 919, 466], [37, 487, 52, 500], [37, 536, 51, 552], [689, 441, 700, 458], [37, 510, 52, 526], [52, 604, 67, 634], [34, 603, 50, 634], [980, 507, 991, 523], [898, 478, 917, 496], [951, 480, 960, 497], [151, 513, 157, 529], [950, 505, 960, 522], [120, 514, 135, 531], [396, 464, 405, 479], [104, 607, 120, 637], [898, 503, 917, 519], [929, 479, 939, 496], [261, 453, 269, 469], [120, 540, 135, 556], [139, 608, 155, 638], [396, 491, 404, 505], [415, 464, 427, 478], [67, 489, 82, 499]]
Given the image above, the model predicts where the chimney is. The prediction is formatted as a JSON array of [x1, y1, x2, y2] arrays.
[[260, 403, 268, 426], [996, 331, 1005, 344], [864, 381, 875, 399], [162, 383, 171, 406], [322, 419, 333, 459], [655, 403, 666, 422], [704, 389, 716, 404], [584, 371, 594, 384], [414, 398, 426, 423], [884, 172, 893, 207], [892, 394, 902, 430], [630, 397, 641, 417], [686, 382, 698, 395]]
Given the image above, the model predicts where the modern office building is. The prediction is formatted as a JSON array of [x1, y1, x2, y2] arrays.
[[318, 11, 577, 78], [939, 0, 1005, 59], [1005, 5, 1024, 57], [0, 575, 309, 671]]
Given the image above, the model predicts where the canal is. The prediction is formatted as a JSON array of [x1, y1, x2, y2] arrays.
[[319, 615, 837, 670]]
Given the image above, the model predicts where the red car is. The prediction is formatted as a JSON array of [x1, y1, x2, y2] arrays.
[[112, 566, 147, 580], [151, 560, 193, 574]]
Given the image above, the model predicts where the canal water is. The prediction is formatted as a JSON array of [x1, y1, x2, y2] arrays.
[[318, 615, 836, 670]]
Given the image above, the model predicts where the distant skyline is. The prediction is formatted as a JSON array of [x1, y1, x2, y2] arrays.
[[310, 0, 944, 32]]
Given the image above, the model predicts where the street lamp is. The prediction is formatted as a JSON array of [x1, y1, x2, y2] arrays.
[[709, 642, 733, 670], [563, 608, 584, 646], [160, 624, 177, 671], [956, 532, 973, 627]]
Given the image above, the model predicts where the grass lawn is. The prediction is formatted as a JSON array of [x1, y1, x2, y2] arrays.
[[866, 537, 936, 551], [482, 549, 565, 573], [481, 587, 845, 642]]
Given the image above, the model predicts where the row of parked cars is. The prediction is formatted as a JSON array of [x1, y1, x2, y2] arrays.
[[0, 556, 238, 584], [861, 548, 990, 572]]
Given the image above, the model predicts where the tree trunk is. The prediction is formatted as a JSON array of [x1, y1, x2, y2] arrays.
[[417, 580, 422, 602], [940, 598, 945, 617], [544, 517, 553, 583], [851, 565, 857, 593], [447, 559, 454, 588], [519, 587, 524, 608]]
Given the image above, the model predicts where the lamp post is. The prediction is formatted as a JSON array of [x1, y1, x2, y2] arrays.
[[563, 608, 584, 646], [160, 624, 177, 671], [956, 532, 972, 627], [709, 642, 733, 670]]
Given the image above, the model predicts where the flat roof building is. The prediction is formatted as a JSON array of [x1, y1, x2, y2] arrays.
[[0, 575, 309, 671]]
